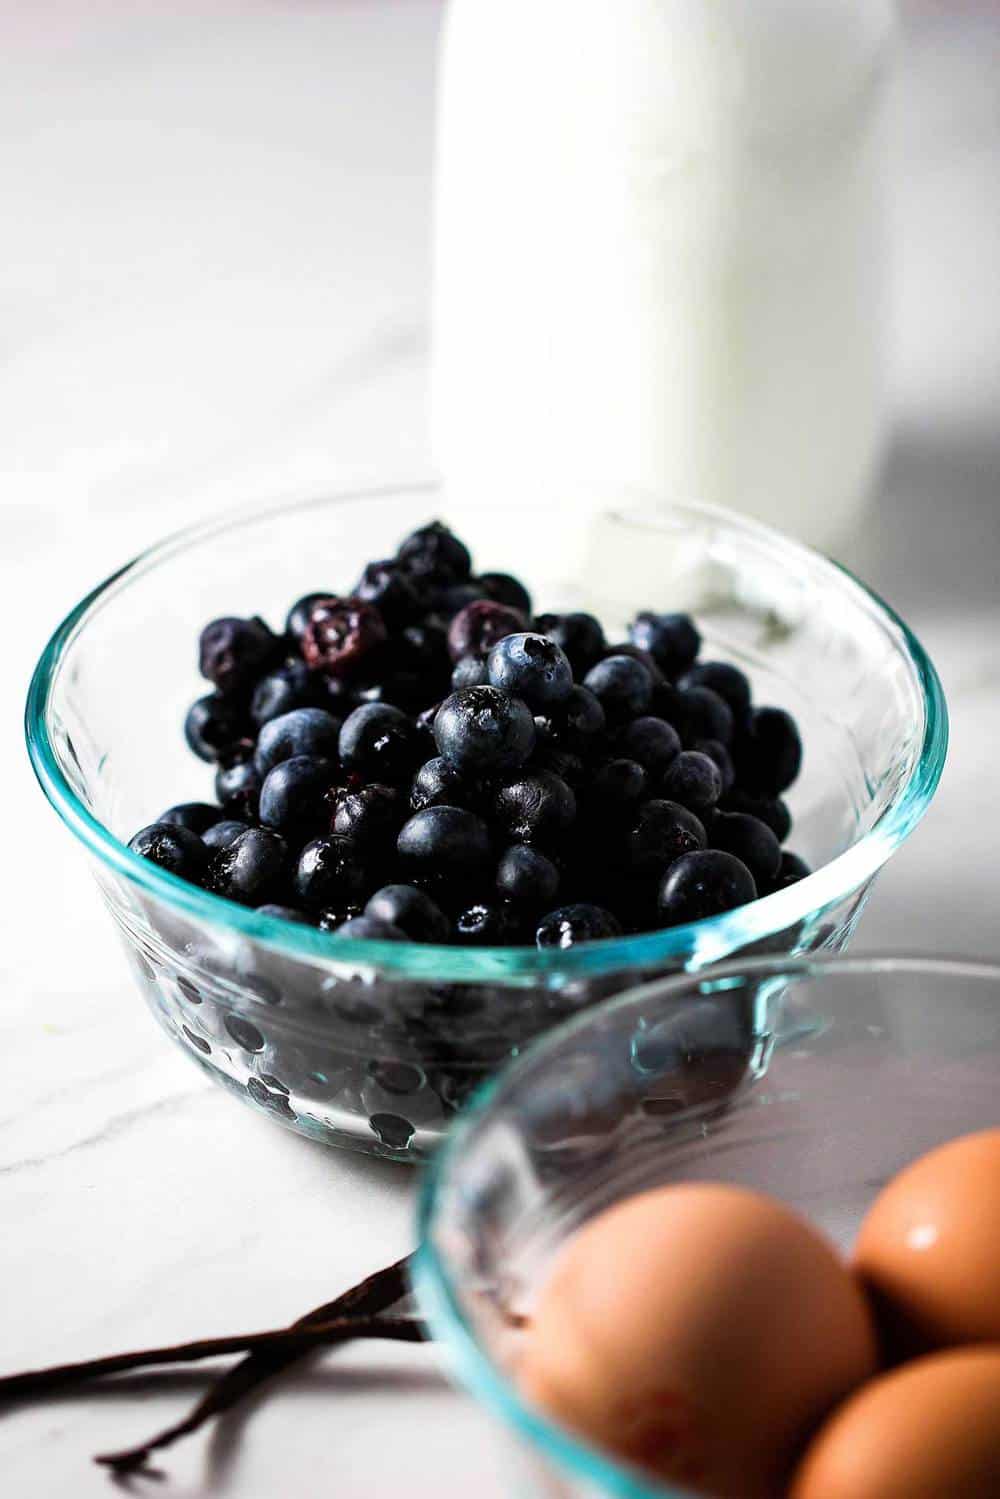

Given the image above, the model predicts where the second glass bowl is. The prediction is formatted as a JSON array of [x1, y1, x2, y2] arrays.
[[25, 485, 946, 1157]]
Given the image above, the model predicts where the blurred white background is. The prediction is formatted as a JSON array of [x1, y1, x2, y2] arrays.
[[1, 2, 999, 1495]]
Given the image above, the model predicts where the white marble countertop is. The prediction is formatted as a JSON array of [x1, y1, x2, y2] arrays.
[[2, 2, 999, 1495]]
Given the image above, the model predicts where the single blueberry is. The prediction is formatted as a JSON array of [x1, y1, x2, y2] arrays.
[[627, 798, 707, 874], [331, 785, 400, 849], [255, 707, 342, 776], [660, 749, 723, 813], [329, 915, 407, 942], [396, 519, 472, 585], [202, 818, 252, 853], [286, 591, 335, 642], [496, 845, 560, 908], [433, 686, 536, 775], [214, 759, 262, 819], [410, 756, 481, 813], [492, 770, 576, 846], [694, 737, 736, 794], [585, 759, 648, 819], [432, 582, 482, 619], [397, 806, 492, 879], [487, 632, 573, 710], [447, 600, 528, 662], [582, 654, 653, 722], [250, 661, 319, 727], [737, 706, 803, 795], [617, 716, 681, 775], [536, 903, 622, 949], [294, 835, 372, 912], [542, 684, 606, 750], [678, 660, 752, 719], [532, 743, 587, 788], [159, 802, 225, 835], [209, 827, 288, 906], [533, 612, 606, 675], [353, 557, 425, 626], [259, 755, 335, 835], [129, 823, 208, 884], [767, 850, 812, 892], [451, 655, 489, 691], [198, 615, 277, 695], [338, 703, 420, 783], [455, 901, 526, 946], [658, 849, 758, 924], [676, 686, 734, 747], [720, 788, 792, 842], [628, 611, 701, 677], [257, 903, 312, 923], [476, 572, 532, 617], [300, 596, 388, 681], [365, 884, 451, 943], [184, 693, 249, 763], [710, 810, 781, 887]]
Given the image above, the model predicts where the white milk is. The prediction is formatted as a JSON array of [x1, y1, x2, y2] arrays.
[[431, 0, 894, 552]]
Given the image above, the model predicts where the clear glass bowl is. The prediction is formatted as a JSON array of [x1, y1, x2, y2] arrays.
[[416, 955, 1000, 1498], [25, 485, 946, 1159]]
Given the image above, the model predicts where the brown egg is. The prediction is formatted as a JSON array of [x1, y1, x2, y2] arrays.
[[518, 1183, 877, 1498], [854, 1128, 1000, 1356], [789, 1348, 1000, 1498]]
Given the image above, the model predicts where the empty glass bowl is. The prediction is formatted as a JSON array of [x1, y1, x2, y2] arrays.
[[416, 955, 1000, 1497], [25, 485, 946, 1158]]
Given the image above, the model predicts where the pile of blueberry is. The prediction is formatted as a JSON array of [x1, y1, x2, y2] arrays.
[[129, 520, 808, 950]]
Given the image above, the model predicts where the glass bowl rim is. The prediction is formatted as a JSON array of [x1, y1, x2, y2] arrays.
[[24, 481, 947, 982], [414, 952, 1000, 1499]]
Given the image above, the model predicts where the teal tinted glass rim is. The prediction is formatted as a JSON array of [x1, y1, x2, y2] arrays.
[[414, 953, 1000, 1499], [24, 483, 948, 983]]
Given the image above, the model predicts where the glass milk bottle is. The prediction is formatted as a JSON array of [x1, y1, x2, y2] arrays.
[[431, 0, 894, 552]]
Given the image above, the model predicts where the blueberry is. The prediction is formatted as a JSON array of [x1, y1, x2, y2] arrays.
[[432, 582, 482, 619], [250, 661, 318, 727], [628, 611, 701, 677], [397, 806, 492, 879], [678, 661, 752, 719], [496, 845, 560, 907], [447, 600, 527, 662], [396, 520, 472, 585], [451, 656, 489, 691], [184, 693, 249, 763], [617, 716, 681, 775], [257, 903, 312, 924], [294, 835, 372, 912], [128, 823, 208, 883], [198, 615, 277, 696], [536, 903, 622, 949], [767, 850, 811, 891], [737, 706, 803, 795], [433, 686, 535, 775], [476, 572, 532, 617], [492, 770, 576, 846], [658, 849, 757, 924], [660, 749, 722, 813], [395, 621, 451, 677], [601, 642, 668, 687], [487, 632, 573, 710], [159, 802, 225, 835], [286, 591, 335, 642], [255, 707, 342, 776], [209, 827, 288, 906], [585, 759, 648, 819], [259, 756, 334, 835], [332, 784, 401, 846], [720, 789, 792, 842], [300, 596, 388, 681], [365, 884, 450, 943], [202, 818, 252, 852], [338, 703, 420, 783], [410, 756, 481, 813], [214, 759, 262, 819], [533, 612, 606, 675], [353, 557, 425, 626], [532, 744, 587, 788], [710, 810, 781, 887], [582, 655, 653, 722], [627, 799, 707, 874], [455, 901, 525, 945], [694, 737, 736, 794], [329, 915, 407, 942], [542, 684, 606, 750], [676, 685, 734, 747]]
